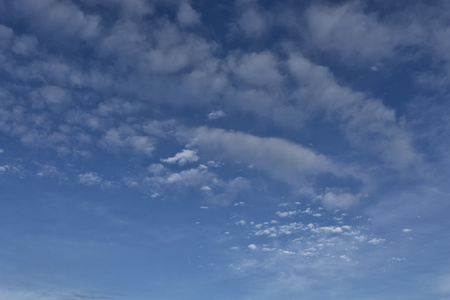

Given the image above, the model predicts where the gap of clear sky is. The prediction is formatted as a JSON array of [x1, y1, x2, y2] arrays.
[[1, 0, 450, 299]]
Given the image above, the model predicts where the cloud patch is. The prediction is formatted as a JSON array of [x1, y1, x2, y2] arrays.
[[161, 149, 199, 166]]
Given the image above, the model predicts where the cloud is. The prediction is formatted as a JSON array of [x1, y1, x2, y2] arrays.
[[99, 127, 155, 156], [286, 52, 423, 170], [368, 238, 385, 245], [96, 98, 144, 117], [317, 189, 362, 209], [30, 85, 71, 112], [207, 110, 226, 120], [0, 288, 120, 300], [78, 172, 103, 186], [276, 210, 298, 218], [78, 0, 154, 19], [227, 51, 284, 89], [0, 24, 13, 49], [234, 2, 272, 37], [177, 1, 201, 28], [78, 172, 115, 189], [7, 0, 102, 41], [311, 226, 344, 234], [436, 273, 450, 295], [304, 2, 405, 61], [248, 244, 257, 250], [11, 35, 38, 56], [187, 126, 347, 186], [161, 149, 199, 166]]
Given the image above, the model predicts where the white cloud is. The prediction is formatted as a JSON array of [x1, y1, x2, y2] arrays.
[[78, 172, 102, 186], [166, 167, 205, 184], [148, 163, 166, 175], [100, 127, 155, 156], [140, 22, 214, 75], [248, 244, 257, 250], [177, 1, 201, 28], [200, 185, 211, 191], [287, 52, 423, 170], [207, 110, 226, 120], [305, 2, 404, 61], [312, 226, 343, 234], [276, 210, 298, 218], [188, 126, 346, 186], [368, 238, 385, 245], [161, 149, 199, 166], [227, 51, 284, 88], [9, 0, 102, 41], [96, 98, 144, 116]]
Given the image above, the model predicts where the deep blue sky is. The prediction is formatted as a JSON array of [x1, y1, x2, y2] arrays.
[[1, 0, 450, 299]]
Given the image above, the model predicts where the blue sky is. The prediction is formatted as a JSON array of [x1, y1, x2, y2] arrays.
[[1, 0, 450, 299]]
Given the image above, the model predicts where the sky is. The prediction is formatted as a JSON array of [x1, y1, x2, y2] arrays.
[[1, 0, 450, 299]]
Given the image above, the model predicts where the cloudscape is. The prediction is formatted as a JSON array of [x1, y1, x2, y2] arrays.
[[1, 0, 450, 299]]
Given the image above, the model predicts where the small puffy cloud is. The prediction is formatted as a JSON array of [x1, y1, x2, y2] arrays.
[[207, 110, 226, 120], [0, 149, 4, 154], [0, 165, 10, 173], [235, 220, 246, 226], [161, 149, 199, 166], [200, 185, 211, 191], [148, 163, 166, 175], [36, 164, 62, 178], [248, 244, 257, 250], [164, 166, 217, 189], [276, 210, 297, 218], [340, 255, 351, 262], [368, 238, 385, 245], [78, 172, 102, 186], [403, 228, 412, 233], [311, 226, 343, 234], [177, 1, 201, 28], [355, 235, 367, 242]]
